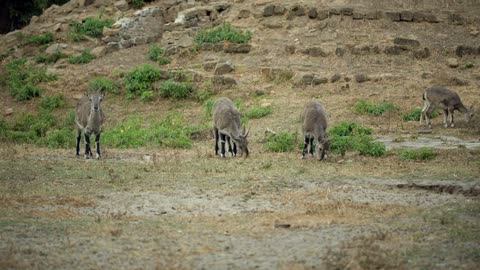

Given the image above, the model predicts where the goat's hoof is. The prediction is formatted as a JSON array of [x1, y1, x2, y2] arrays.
[[451, 123, 455, 128], [96, 154, 100, 159], [84, 155, 90, 159]]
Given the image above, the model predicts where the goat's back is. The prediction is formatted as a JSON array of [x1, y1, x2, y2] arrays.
[[213, 97, 240, 130], [424, 86, 463, 108], [301, 101, 328, 135]]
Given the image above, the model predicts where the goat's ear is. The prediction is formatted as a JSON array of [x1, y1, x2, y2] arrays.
[[101, 91, 107, 99], [84, 90, 89, 97]]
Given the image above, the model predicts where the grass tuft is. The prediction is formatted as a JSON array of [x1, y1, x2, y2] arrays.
[[266, 131, 295, 152], [245, 104, 273, 119], [328, 121, 385, 156], [128, 0, 145, 8], [402, 108, 439, 121], [122, 64, 161, 100], [194, 22, 252, 47], [69, 17, 114, 41], [354, 100, 398, 115], [35, 50, 69, 64], [158, 79, 194, 99], [88, 77, 119, 94], [68, 49, 95, 64], [39, 93, 65, 110], [27, 32, 54, 45], [399, 147, 436, 160]]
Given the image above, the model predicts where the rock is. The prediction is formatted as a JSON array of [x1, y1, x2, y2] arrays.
[[273, 6, 286, 15], [447, 58, 459, 68], [393, 37, 420, 49], [134, 36, 148, 45], [424, 13, 439, 23], [308, 8, 317, 19], [238, 9, 250, 19], [335, 47, 346, 57], [5, 108, 13, 116], [421, 72, 432, 79], [301, 47, 328, 57], [214, 61, 234, 75], [448, 13, 464, 25], [341, 8, 353, 16], [102, 35, 121, 43], [330, 73, 341, 83], [78, 0, 95, 7], [312, 76, 328, 85], [203, 61, 217, 71], [400, 11, 413, 21], [52, 23, 62, 32], [455, 45, 478, 57], [224, 43, 251, 53], [354, 74, 369, 83], [298, 73, 315, 85], [385, 12, 401, 21], [103, 27, 120, 37], [413, 12, 425, 22], [45, 43, 68, 54], [119, 39, 133, 48], [264, 5, 274, 17], [353, 12, 365, 20], [450, 77, 468, 86], [290, 5, 305, 17], [91, 46, 107, 57], [114, 0, 129, 12], [470, 30, 479, 37], [317, 10, 328, 20], [414, 48, 430, 59], [212, 75, 237, 88], [329, 8, 340, 16], [384, 45, 402, 55], [366, 11, 380, 20], [285, 45, 295, 54]]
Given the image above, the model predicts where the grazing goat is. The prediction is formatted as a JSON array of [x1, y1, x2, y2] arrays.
[[420, 86, 474, 128], [75, 92, 105, 159], [301, 101, 329, 160], [213, 97, 249, 158]]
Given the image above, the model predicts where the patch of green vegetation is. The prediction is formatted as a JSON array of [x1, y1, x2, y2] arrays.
[[68, 49, 95, 64], [5, 58, 57, 100], [0, 48, 14, 62], [158, 79, 194, 99], [245, 104, 272, 119], [88, 77, 119, 94], [128, 0, 145, 8], [35, 50, 69, 64], [27, 32, 54, 45], [195, 81, 214, 102], [147, 45, 170, 65], [39, 93, 65, 110], [266, 131, 295, 152], [38, 128, 75, 148], [399, 147, 435, 161], [194, 22, 252, 48], [354, 100, 398, 115], [69, 17, 114, 41], [122, 64, 161, 100], [203, 98, 215, 119], [328, 121, 385, 157], [60, 109, 76, 129], [103, 112, 192, 148], [402, 108, 439, 122]]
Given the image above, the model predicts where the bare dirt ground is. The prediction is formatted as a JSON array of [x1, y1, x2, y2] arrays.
[[1, 0, 480, 269]]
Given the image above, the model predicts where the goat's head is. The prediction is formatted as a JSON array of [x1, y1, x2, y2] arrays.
[[316, 138, 329, 160], [87, 92, 106, 112], [232, 127, 249, 157]]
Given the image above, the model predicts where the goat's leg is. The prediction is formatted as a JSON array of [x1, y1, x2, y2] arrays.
[[226, 136, 234, 157], [95, 132, 101, 159], [302, 136, 309, 159], [84, 132, 92, 159], [214, 128, 219, 156], [420, 100, 429, 126], [232, 141, 237, 157], [76, 129, 82, 156], [220, 133, 226, 158], [449, 108, 455, 127], [309, 137, 314, 155], [443, 109, 448, 128]]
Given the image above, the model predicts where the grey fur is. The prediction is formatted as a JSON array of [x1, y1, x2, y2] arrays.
[[301, 101, 329, 160], [420, 86, 474, 128], [75, 92, 105, 159], [213, 97, 249, 157]]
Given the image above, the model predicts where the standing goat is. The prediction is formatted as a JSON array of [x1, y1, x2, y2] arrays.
[[301, 101, 329, 160], [420, 86, 474, 128], [213, 97, 249, 158], [75, 91, 105, 159]]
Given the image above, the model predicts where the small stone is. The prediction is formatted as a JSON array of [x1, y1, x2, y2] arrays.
[[340, 8, 353, 16], [103, 27, 120, 36], [312, 76, 328, 85], [470, 30, 479, 37], [45, 43, 68, 54], [414, 48, 430, 59], [285, 45, 295, 54], [214, 61, 234, 75], [223, 43, 251, 53], [5, 108, 13, 116], [90, 46, 107, 57], [114, 0, 129, 12], [317, 10, 328, 20], [238, 10, 250, 19], [354, 74, 369, 83], [307, 8, 317, 19], [393, 37, 420, 49], [330, 73, 341, 83], [273, 6, 286, 15], [447, 58, 459, 68], [385, 12, 401, 21], [264, 5, 274, 17], [400, 11, 413, 21]]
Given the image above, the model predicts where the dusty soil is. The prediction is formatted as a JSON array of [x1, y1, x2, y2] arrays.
[[1, 0, 480, 269]]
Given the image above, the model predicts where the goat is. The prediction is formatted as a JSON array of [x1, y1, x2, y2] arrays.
[[301, 101, 329, 160], [213, 97, 249, 158], [420, 86, 474, 128], [75, 91, 105, 159]]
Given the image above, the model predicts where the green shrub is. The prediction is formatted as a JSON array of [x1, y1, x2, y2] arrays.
[[60, 109, 76, 129], [39, 128, 75, 148], [328, 121, 385, 157], [147, 45, 164, 61], [27, 32, 54, 45], [122, 64, 161, 100], [399, 147, 436, 161], [35, 50, 69, 64], [245, 105, 272, 119], [5, 58, 56, 100], [203, 98, 215, 118], [194, 22, 252, 47], [157, 56, 171, 65], [68, 49, 95, 64], [158, 79, 194, 99], [354, 100, 398, 115], [195, 81, 214, 102], [329, 121, 372, 137], [266, 131, 295, 152], [39, 93, 65, 110], [88, 77, 119, 94], [402, 108, 439, 122], [69, 17, 114, 41], [128, 0, 145, 8], [357, 141, 386, 157]]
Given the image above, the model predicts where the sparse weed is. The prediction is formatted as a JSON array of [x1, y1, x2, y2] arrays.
[[195, 81, 214, 102], [69, 17, 114, 41], [402, 108, 439, 121], [266, 130, 295, 152], [245, 104, 272, 119], [147, 45, 170, 65], [88, 77, 119, 94], [399, 147, 436, 160], [354, 100, 398, 115], [27, 32, 54, 45], [60, 109, 76, 129], [203, 98, 215, 119], [68, 49, 95, 64], [0, 48, 14, 62], [122, 64, 161, 100], [158, 79, 194, 99], [328, 121, 385, 156], [39, 128, 75, 148], [35, 50, 69, 64], [194, 22, 252, 47], [39, 93, 65, 110]]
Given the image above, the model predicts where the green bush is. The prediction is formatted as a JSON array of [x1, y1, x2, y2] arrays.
[[35, 50, 69, 64], [147, 45, 163, 60], [27, 32, 54, 45], [5, 58, 56, 100], [354, 100, 398, 115], [68, 49, 95, 64], [329, 121, 372, 137], [195, 81, 214, 102], [357, 141, 386, 157], [245, 105, 272, 119], [399, 147, 436, 161], [69, 17, 114, 41], [203, 98, 215, 118], [60, 109, 76, 129], [402, 108, 439, 122], [194, 22, 252, 47], [128, 0, 145, 8], [328, 121, 385, 157], [88, 77, 119, 94], [39, 128, 75, 148], [39, 93, 65, 110], [158, 79, 194, 99], [266, 131, 295, 152], [122, 64, 161, 100]]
